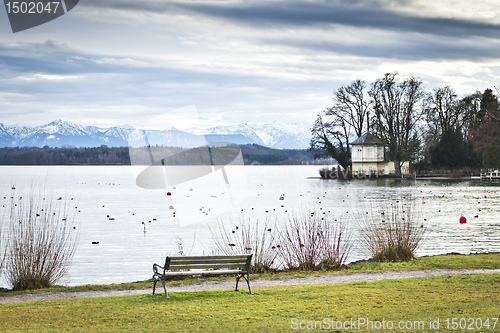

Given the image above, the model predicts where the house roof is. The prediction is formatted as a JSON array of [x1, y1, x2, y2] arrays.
[[350, 132, 384, 145]]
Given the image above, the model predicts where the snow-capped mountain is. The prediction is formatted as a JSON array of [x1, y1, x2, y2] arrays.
[[187, 122, 311, 149], [0, 120, 133, 148], [0, 120, 312, 149]]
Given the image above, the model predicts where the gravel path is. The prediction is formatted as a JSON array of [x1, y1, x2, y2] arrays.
[[1, 269, 499, 304]]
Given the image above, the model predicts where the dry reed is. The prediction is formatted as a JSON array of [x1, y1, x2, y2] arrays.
[[357, 198, 427, 262], [278, 210, 353, 270], [3, 188, 79, 290], [209, 216, 280, 273]]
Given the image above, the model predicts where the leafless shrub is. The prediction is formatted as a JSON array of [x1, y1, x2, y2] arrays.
[[357, 198, 427, 262], [319, 214, 353, 270], [173, 230, 197, 256], [209, 216, 279, 273], [319, 166, 352, 179], [0, 197, 5, 279], [278, 210, 353, 270], [3, 189, 79, 290]]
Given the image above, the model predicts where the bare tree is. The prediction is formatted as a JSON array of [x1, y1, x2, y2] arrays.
[[310, 113, 351, 169], [369, 72, 425, 176], [329, 79, 370, 137], [310, 79, 370, 168], [424, 86, 478, 142], [456, 92, 482, 138], [425, 86, 460, 139], [468, 89, 500, 167]]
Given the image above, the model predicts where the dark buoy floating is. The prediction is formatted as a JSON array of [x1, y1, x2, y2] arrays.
[[459, 215, 467, 224]]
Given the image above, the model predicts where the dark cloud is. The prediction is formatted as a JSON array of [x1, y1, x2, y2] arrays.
[[179, 1, 500, 39], [82, 0, 177, 15], [0, 43, 105, 77], [82, 0, 500, 39], [76, 0, 500, 62], [263, 33, 500, 61]]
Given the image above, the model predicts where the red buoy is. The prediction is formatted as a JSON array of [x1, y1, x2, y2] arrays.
[[459, 215, 467, 224], [167, 192, 172, 196], [484, 195, 487, 199]]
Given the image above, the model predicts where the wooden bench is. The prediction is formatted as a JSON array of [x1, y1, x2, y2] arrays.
[[152, 254, 253, 297]]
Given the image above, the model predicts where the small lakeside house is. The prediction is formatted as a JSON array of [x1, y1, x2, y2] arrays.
[[350, 132, 409, 177]]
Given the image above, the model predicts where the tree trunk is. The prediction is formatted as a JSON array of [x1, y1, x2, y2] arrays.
[[394, 160, 402, 177]]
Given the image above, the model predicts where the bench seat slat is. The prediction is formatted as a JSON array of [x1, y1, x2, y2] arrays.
[[167, 255, 249, 261], [168, 263, 247, 270], [163, 269, 243, 276], [168, 258, 248, 264]]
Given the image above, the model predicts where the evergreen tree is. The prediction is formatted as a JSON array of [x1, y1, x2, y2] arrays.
[[430, 128, 479, 169]]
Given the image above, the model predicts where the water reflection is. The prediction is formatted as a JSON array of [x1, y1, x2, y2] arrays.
[[0, 166, 498, 287]]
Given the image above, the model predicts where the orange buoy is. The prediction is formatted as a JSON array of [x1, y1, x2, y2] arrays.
[[459, 215, 467, 224], [422, 201, 426, 204]]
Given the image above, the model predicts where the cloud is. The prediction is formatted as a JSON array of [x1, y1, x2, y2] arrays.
[[1, 0, 500, 127], [37, 40, 69, 51], [0, 38, 330, 127], [261, 29, 500, 61], [187, 0, 500, 40], [80, 0, 500, 38], [74, 0, 500, 62]]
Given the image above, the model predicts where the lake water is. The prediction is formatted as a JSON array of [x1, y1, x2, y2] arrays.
[[0, 165, 499, 287]]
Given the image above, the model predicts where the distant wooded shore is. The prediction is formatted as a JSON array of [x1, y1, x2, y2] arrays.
[[0, 144, 316, 166]]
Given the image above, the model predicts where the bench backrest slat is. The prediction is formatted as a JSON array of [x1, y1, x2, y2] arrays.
[[168, 263, 246, 270], [169, 257, 248, 265], [163, 254, 252, 272], [167, 255, 249, 262]]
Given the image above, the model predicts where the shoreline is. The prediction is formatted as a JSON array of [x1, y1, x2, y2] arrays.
[[2, 252, 500, 303], [309, 176, 474, 180], [1, 268, 499, 303]]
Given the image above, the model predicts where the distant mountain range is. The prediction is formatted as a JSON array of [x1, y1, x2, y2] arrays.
[[0, 120, 312, 150]]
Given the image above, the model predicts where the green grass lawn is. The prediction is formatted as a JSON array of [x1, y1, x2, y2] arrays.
[[0, 253, 499, 332], [2, 252, 499, 296], [0, 274, 499, 332]]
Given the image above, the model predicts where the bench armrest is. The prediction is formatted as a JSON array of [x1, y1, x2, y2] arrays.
[[153, 263, 164, 276]]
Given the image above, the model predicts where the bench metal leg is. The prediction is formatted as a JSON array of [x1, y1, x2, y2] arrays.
[[153, 276, 169, 297], [235, 273, 253, 295]]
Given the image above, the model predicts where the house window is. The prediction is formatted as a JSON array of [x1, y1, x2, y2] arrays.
[[357, 148, 362, 159], [369, 165, 373, 173], [367, 147, 374, 158]]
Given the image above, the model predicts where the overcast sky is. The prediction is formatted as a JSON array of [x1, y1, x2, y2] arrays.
[[1, 0, 500, 129]]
